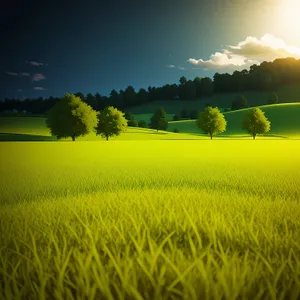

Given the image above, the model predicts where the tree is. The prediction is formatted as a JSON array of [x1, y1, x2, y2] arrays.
[[184, 80, 197, 99], [193, 77, 202, 98], [123, 86, 137, 107], [149, 108, 168, 131], [94, 92, 102, 110], [128, 119, 138, 127], [196, 106, 227, 139], [124, 112, 134, 121], [86, 93, 96, 109], [268, 92, 279, 104], [46, 93, 98, 141], [200, 77, 214, 96], [124, 112, 138, 126], [95, 106, 127, 141], [189, 109, 198, 119], [137, 88, 149, 104], [180, 109, 189, 119], [179, 76, 187, 86], [179, 76, 187, 99], [173, 114, 180, 121], [242, 108, 271, 139], [138, 120, 147, 128], [232, 95, 248, 110], [74, 92, 85, 101], [0, 100, 3, 113]]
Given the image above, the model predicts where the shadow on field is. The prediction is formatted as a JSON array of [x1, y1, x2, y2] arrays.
[[0, 133, 56, 141]]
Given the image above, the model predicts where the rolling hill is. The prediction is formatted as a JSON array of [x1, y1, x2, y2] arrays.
[[0, 116, 204, 141], [0, 103, 299, 141], [166, 103, 300, 138]]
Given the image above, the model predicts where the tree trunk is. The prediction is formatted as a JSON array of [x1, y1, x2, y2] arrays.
[[72, 135, 75, 141], [210, 133, 213, 140], [106, 135, 109, 141], [253, 134, 256, 140]]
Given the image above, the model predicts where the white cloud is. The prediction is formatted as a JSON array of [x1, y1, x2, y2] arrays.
[[33, 87, 46, 90], [166, 64, 176, 68], [5, 71, 31, 77], [17, 89, 22, 92], [31, 73, 46, 82], [26, 61, 46, 66], [188, 34, 300, 72], [5, 71, 18, 76], [227, 34, 300, 60], [178, 66, 185, 70]]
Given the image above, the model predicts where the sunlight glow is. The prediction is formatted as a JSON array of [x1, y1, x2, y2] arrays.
[[279, 0, 300, 39]]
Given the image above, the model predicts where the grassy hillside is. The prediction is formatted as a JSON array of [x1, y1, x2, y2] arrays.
[[126, 83, 300, 116], [130, 113, 174, 123], [0, 116, 204, 141], [1, 103, 299, 141], [1, 141, 300, 299], [167, 103, 300, 139]]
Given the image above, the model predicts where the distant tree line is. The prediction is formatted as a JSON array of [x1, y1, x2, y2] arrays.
[[1, 57, 298, 114]]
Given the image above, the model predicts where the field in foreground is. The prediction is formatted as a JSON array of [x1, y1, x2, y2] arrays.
[[1, 140, 300, 299]]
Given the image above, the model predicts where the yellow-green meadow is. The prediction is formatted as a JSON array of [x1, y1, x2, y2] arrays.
[[1, 139, 300, 299]]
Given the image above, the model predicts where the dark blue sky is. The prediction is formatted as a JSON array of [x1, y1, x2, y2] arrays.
[[1, 0, 299, 99]]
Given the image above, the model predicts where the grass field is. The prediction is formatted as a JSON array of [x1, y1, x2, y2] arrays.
[[167, 103, 300, 139], [0, 139, 300, 299]]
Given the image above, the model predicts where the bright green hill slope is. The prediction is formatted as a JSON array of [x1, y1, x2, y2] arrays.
[[126, 83, 300, 115], [0, 117, 204, 141], [131, 113, 174, 123], [167, 103, 300, 138], [1, 103, 299, 141]]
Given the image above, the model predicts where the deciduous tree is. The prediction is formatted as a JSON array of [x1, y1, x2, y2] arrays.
[[242, 108, 271, 139], [95, 106, 127, 140], [46, 93, 98, 141], [149, 108, 168, 131], [268, 92, 279, 104], [196, 106, 227, 139]]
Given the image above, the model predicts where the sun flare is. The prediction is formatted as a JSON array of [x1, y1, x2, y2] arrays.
[[279, 0, 300, 39]]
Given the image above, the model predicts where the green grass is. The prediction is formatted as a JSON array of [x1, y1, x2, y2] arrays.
[[126, 83, 300, 115], [1, 103, 299, 142], [130, 113, 175, 123], [0, 117, 204, 141], [167, 103, 300, 139], [0, 140, 300, 299]]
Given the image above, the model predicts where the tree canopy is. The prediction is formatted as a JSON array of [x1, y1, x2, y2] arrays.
[[149, 108, 168, 131], [268, 92, 279, 104], [232, 95, 248, 110], [242, 108, 271, 139], [138, 120, 147, 128], [95, 106, 127, 140], [196, 106, 227, 139], [45, 93, 98, 141]]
